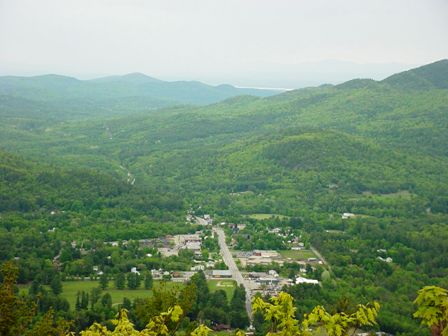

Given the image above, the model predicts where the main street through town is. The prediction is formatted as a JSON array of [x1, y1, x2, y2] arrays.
[[213, 227, 253, 321]]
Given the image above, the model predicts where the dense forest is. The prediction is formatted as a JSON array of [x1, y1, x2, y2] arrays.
[[0, 60, 447, 335]]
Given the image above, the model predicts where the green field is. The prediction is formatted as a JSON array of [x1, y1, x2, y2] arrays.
[[279, 250, 317, 260], [61, 281, 181, 308], [207, 280, 236, 301], [20, 280, 183, 309], [20, 279, 236, 309], [248, 213, 290, 220]]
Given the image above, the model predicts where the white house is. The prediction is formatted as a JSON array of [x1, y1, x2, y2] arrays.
[[377, 256, 393, 263], [131, 267, 140, 275]]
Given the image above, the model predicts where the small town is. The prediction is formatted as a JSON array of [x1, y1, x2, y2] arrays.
[[95, 214, 326, 317]]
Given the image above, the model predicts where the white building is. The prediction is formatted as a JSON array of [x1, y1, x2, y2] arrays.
[[296, 276, 319, 285], [185, 241, 202, 251], [191, 265, 205, 271]]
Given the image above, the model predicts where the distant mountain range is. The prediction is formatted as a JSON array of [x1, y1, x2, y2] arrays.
[[0, 72, 279, 120]]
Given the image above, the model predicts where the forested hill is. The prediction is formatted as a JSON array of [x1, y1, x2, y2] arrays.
[[382, 59, 448, 89], [0, 150, 129, 213], [0, 149, 189, 246], [0, 72, 278, 120]]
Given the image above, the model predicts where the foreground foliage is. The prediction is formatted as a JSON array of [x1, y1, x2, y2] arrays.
[[253, 292, 379, 336], [76, 292, 379, 336], [413, 286, 448, 336], [0, 262, 71, 336], [75, 287, 448, 335], [1, 260, 448, 335]]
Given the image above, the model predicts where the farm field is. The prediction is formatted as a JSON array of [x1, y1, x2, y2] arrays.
[[247, 213, 290, 220], [278, 250, 317, 261]]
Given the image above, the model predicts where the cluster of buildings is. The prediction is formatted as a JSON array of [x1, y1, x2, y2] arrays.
[[150, 269, 197, 282], [104, 234, 205, 258], [377, 249, 393, 263], [157, 233, 203, 257], [244, 270, 319, 297], [236, 250, 284, 267], [186, 213, 213, 226]]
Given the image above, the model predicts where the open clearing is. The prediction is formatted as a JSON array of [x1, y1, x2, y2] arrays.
[[20, 280, 183, 309], [247, 213, 290, 220], [20, 279, 236, 309], [279, 249, 317, 260], [207, 279, 236, 301]]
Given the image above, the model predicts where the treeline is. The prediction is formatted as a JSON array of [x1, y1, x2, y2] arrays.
[[2, 261, 447, 335]]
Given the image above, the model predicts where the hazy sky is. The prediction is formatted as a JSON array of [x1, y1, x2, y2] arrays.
[[0, 0, 447, 87]]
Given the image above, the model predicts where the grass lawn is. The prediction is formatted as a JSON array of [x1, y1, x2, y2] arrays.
[[248, 213, 290, 220], [20, 280, 183, 309], [279, 250, 317, 260], [61, 281, 164, 308], [208, 280, 236, 301], [20, 279, 236, 310]]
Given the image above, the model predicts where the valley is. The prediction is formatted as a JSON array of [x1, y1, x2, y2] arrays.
[[1, 60, 448, 335]]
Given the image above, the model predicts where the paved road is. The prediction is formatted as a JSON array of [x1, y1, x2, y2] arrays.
[[310, 245, 332, 273], [213, 227, 252, 321]]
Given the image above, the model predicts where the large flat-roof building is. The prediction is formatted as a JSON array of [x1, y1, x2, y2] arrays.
[[211, 270, 232, 278]]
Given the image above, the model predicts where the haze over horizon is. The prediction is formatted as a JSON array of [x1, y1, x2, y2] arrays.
[[1, 0, 447, 88]]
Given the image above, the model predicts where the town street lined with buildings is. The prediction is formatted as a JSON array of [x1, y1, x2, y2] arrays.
[[214, 227, 253, 321]]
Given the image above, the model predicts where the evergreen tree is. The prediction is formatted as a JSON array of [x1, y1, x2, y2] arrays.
[[50, 275, 62, 295], [80, 291, 89, 309], [75, 291, 81, 311], [135, 272, 142, 289], [144, 271, 153, 290], [28, 279, 41, 297], [101, 293, 112, 310], [115, 273, 125, 290], [90, 287, 102, 309], [0, 262, 35, 336], [127, 272, 140, 289], [99, 273, 108, 290], [122, 297, 132, 310], [189, 271, 210, 317], [230, 285, 249, 329]]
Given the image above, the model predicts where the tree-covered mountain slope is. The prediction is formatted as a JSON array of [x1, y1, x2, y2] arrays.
[[0, 149, 190, 246], [383, 59, 448, 89], [1, 61, 447, 202]]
